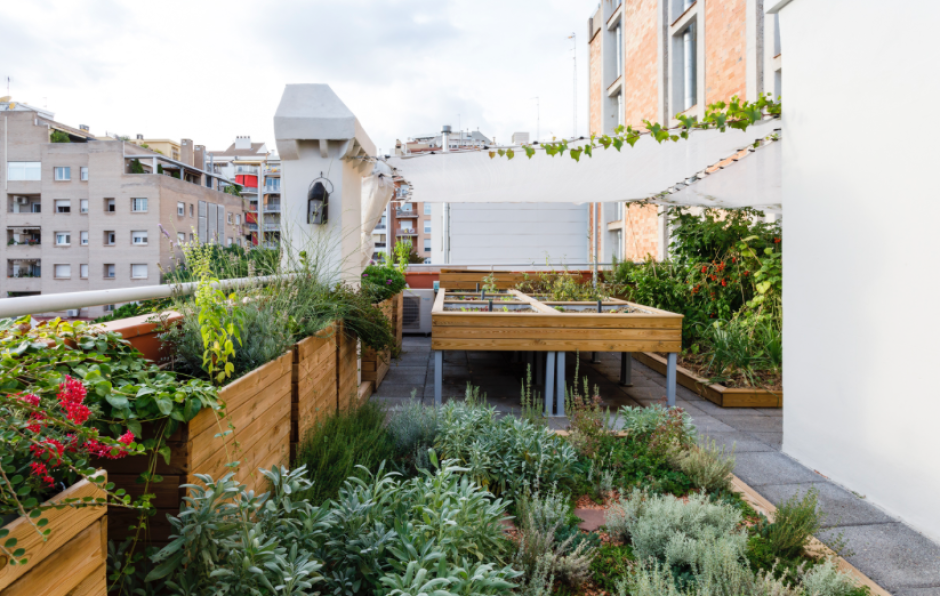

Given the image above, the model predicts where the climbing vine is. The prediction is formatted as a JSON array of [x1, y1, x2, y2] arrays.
[[490, 94, 781, 162]]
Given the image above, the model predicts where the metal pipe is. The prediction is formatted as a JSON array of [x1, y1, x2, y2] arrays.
[[556, 351, 566, 417], [434, 350, 443, 406], [0, 273, 292, 319], [666, 352, 678, 407], [544, 352, 556, 415]]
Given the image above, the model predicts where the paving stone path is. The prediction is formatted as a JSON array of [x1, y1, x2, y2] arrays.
[[374, 336, 940, 594]]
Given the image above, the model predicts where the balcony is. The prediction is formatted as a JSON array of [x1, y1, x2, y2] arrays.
[[264, 203, 281, 213], [263, 166, 281, 176], [264, 182, 281, 193], [263, 223, 280, 232], [7, 227, 42, 249], [398, 228, 417, 236], [7, 259, 41, 286], [234, 165, 259, 175], [246, 223, 259, 231], [396, 208, 418, 218]]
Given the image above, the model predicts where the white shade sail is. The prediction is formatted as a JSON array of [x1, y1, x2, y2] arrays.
[[388, 117, 781, 210]]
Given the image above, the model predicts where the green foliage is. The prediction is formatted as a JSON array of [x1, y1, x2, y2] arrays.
[[393, 238, 422, 270], [293, 400, 395, 505], [434, 397, 578, 500], [698, 316, 782, 386], [516, 269, 608, 301], [362, 264, 407, 303], [385, 393, 439, 469], [223, 183, 242, 197], [750, 487, 823, 563], [50, 129, 71, 143], [164, 243, 280, 284], [672, 439, 736, 493], [184, 241, 244, 385], [128, 159, 145, 174], [800, 559, 865, 596], [92, 298, 172, 323], [590, 544, 635, 593]]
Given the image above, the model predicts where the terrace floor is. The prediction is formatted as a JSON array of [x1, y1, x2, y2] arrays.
[[374, 335, 940, 595]]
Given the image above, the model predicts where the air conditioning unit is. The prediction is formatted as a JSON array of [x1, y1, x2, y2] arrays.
[[16, 196, 29, 204], [66, 309, 80, 318], [402, 288, 434, 335]]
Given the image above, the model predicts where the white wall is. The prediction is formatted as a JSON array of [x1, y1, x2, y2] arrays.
[[432, 202, 588, 265], [778, 0, 940, 543]]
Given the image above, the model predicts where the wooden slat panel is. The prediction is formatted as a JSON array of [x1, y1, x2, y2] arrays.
[[432, 327, 678, 341], [64, 562, 105, 596], [3, 519, 106, 596], [0, 475, 106, 591], [431, 337, 682, 352], [433, 313, 683, 330]]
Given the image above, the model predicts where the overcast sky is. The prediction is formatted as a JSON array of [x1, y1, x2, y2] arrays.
[[1, 0, 598, 155]]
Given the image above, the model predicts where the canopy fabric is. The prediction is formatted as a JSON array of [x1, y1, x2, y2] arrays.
[[663, 136, 781, 214], [388, 117, 780, 209], [360, 160, 395, 266]]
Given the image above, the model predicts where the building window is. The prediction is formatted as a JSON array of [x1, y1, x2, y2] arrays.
[[105, 198, 115, 212], [55, 199, 71, 213], [80, 231, 89, 246], [177, 202, 185, 216], [424, 203, 432, 215], [7, 162, 41, 181], [235, 214, 241, 225], [189, 233, 195, 242], [80, 167, 88, 181], [131, 197, 148, 212], [400, 202, 412, 212], [227, 212, 232, 224], [682, 22, 697, 111], [55, 232, 71, 246], [80, 199, 88, 213], [54, 264, 71, 278], [31, 202, 41, 213], [54, 167, 71, 181], [105, 231, 116, 246], [226, 238, 233, 247], [80, 264, 88, 279], [424, 238, 431, 252], [104, 304, 115, 312], [424, 221, 431, 234], [132, 230, 148, 245], [131, 264, 148, 279], [104, 264, 115, 278], [615, 23, 623, 78], [190, 204, 194, 217], [177, 232, 185, 244]]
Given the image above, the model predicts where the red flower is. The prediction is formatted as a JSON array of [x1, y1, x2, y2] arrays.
[[773, 237, 781, 244], [710, 275, 718, 282], [85, 438, 130, 460], [18, 393, 40, 407], [29, 461, 54, 486], [717, 262, 726, 272], [731, 257, 737, 264], [118, 431, 135, 446], [30, 438, 65, 467], [700, 265, 707, 273], [743, 270, 750, 276], [721, 278, 727, 287], [57, 376, 91, 425]]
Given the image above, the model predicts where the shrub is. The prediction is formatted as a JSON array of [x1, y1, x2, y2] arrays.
[[514, 494, 596, 590], [799, 559, 861, 596], [294, 401, 395, 504], [605, 490, 742, 562], [361, 264, 407, 302], [755, 487, 823, 560], [434, 399, 578, 500], [386, 392, 439, 462], [590, 544, 635, 594], [673, 439, 736, 493], [620, 404, 696, 457]]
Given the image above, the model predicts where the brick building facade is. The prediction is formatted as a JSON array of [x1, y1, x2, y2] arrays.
[[587, 0, 781, 262]]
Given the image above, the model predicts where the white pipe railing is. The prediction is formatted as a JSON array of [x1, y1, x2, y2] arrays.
[[0, 274, 289, 319]]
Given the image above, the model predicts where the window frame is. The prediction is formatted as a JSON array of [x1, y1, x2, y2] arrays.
[[54, 264, 71, 279], [104, 264, 116, 279], [54, 199, 71, 214], [178, 202, 185, 216], [424, 221, 432, 234], [80, 264, 89, 279], [54, 167, 71, 181], [80, 231, 89, 246], [105, 198, 116, 213], [131, 230, 148, 246], [105, 231, 116, 246], [131, 197, 148, 212], [80, 167, 88, 181], [55, 232, 71, 246], [130, 264, 148, 279], [80, 199, 89, 214], [7, 161, 41, 181]]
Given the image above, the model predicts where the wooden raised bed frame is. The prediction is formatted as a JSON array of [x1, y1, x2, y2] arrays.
[[361, 295, 397, 390], [431, 289, 683, 411], [633, 351, 782, 408], [0, 474, 108, 596]]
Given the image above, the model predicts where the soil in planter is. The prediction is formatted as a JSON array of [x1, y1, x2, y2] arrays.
[[662, 352, 783, 391], [443, 305, 539, 313]]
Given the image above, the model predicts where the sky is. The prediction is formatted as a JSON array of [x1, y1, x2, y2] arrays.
[[0, 0, 599, 156]]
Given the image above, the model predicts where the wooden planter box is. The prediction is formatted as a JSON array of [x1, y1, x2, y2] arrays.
[[337, 323, 360, 411], [0, 474, 107, 596], [292, 324, 339, 458], [633, 351, 782, 408], [106, 352, 293, 544], [362, 296, 396, 390], [432, 290, 682, 353]]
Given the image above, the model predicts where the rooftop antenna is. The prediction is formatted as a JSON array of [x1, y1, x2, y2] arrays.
[[568, 32, 577, 138]]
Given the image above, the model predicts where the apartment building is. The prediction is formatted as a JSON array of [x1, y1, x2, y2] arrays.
[[587, 0, 782, 261], [207, 137, 280, 247], [1, 100, 247, 318]]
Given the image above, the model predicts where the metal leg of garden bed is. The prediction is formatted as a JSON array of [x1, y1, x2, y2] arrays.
[[666, 352, 677, 407], [544, 352, 556, 415], [434, 350, 443, 407], [556, 351, 566, 417], [620, 353, 633, 387], [535, 351, 543, 386], [590, 351, 601, 364]]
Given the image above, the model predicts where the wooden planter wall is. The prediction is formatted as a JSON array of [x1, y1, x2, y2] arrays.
[[292, 324, 338, 458], [0, 475, 108, 596], [438, 269, 597, 291], [361, 296, 395, 390], [633, 352, 782, 408], [105, 352, 293, 545], [337, 323, 360, 411]]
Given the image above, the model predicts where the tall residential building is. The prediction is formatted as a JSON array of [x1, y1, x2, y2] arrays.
[[587, 0, 781, 261], [1, 99, 247, 318], [207, 137, 280, 247]]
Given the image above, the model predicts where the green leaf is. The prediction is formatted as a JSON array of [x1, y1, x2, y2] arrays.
[[155, 397, 173, 416], [105, 394, 129, 409], [95, 380, 113, 397]]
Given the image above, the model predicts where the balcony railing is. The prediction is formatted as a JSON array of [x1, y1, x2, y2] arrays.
[[264, 183, 281, 193], [235, 165, 259, 175], [264, 204, 281, 213], [263, 223, 280, 231], [263, 166, 281, 176], [396, 209, 417, 218], [246, 223, 259, 231], [398, 228, 417, 236]]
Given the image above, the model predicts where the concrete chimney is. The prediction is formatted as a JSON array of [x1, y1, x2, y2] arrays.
[[441, 125, 452, 153], [235, 136, 251, 150], [180, 138, 194, 166]]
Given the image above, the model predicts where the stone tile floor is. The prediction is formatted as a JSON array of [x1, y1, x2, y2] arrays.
[[374, 336, 940, 594]]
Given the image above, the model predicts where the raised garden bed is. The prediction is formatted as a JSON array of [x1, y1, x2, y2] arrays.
[[362, 295, 400, 391], [634, 351, 782, 408], [0, 474, 107, 596]]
